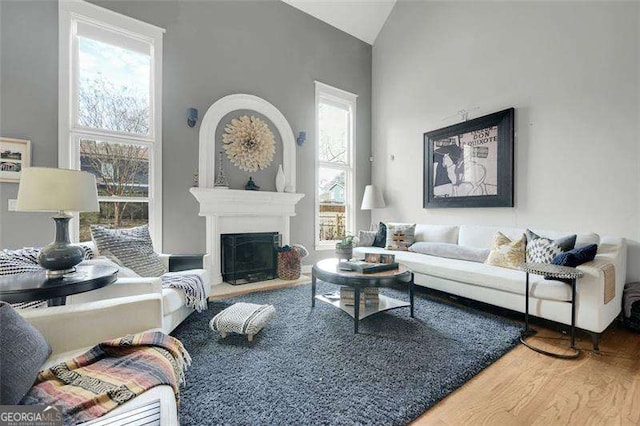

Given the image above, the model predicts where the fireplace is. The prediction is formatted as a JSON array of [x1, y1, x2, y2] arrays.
[[221, 232, 280, 285]]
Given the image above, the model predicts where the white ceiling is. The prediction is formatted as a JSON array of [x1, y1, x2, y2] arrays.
[[282, 0, 396, 45]]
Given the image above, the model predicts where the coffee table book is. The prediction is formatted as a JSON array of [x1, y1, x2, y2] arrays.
[[338, 260, 399, 274]]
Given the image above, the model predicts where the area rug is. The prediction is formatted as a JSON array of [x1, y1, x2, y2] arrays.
[[171, 282, 522, 425]]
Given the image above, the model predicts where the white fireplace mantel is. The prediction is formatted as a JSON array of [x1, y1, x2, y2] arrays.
[[190, 188, 305, 286]]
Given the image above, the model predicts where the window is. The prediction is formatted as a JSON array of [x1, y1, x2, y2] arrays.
[[315, 82, 357, 249], [59, 1, 164, 246]]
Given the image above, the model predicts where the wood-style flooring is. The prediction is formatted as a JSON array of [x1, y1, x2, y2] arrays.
[[414, 324, 640, 425]]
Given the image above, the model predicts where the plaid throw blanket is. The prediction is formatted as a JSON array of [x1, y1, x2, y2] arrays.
[[162, 272, 208, 312], [22, 331, 190, 425]]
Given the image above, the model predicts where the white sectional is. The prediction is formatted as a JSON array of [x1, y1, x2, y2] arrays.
[[68, 242, 209, 333], [354, 224, 626, 339]]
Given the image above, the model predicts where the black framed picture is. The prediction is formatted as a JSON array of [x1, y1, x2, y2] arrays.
[[423, 108, 514, 209]]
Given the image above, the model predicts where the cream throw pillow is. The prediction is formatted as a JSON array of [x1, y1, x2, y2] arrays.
[[385, 223, 416, 251], [485, 232, 526, 269]]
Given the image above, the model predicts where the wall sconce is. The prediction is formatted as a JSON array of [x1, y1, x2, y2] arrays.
[[296, 131, 306, 146], [187, 108, 198, 128]]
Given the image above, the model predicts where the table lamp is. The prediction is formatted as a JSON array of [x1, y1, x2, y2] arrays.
[[16, 167, 99, 278], [361, 185, 386, 230], [361, 185, 386, 210]]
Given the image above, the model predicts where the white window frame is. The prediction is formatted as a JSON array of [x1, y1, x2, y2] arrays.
[[314, 81, 357, 251], [58, 0, 164, 249]]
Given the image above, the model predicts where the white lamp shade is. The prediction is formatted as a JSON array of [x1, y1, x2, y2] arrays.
[[16, 167, 100, 212], [361, 185, 386, 210]]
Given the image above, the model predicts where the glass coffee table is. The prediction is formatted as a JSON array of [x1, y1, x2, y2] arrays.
[[311, 258, 415, 333]]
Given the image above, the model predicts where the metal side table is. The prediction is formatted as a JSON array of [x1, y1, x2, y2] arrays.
[[520, 263, 583, 359]]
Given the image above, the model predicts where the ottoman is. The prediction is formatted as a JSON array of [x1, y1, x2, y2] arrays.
[[209, 302, 276, 341]]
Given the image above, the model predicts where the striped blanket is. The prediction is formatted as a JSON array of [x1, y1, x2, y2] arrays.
[[162, 272, 208, 312], [22, 331, 190, 426]]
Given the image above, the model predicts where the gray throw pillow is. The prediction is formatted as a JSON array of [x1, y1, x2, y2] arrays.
[[90, 225, 167, 277], [385, 223, 416, 251], [409, 242, 490, 263], [357, 230, 376, 247], [0, 301, 51, 404]]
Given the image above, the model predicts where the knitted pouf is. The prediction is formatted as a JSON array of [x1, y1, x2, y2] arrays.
[[209, 302, 276, 342]]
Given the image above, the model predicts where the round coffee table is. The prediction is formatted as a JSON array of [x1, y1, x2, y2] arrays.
[[311, 258, 415, 333], [520, 262, 583, 359], [0, 264, 118, 306]]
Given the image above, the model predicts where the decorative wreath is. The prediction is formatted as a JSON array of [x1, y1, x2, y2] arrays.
[[222, 115, 275, 172]]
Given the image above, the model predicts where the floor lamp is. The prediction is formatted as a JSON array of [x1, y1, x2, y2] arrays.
[[361, 185, 386, 230]]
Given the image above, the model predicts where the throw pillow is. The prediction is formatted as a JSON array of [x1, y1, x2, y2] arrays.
[[372, 222, 387, 248], [385, 223, 416, 251], [526, 230, 577, 264], [0, 248, 42, 276], [485, 232, 526, 269], [550, 244, 598, 268], [0, 301, 51, 404], [409, 242, 490, 263], [357, 230, 376, 247], [90, 225, 167, 277]]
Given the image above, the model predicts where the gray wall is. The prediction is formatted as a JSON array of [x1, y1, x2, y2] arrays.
[[0, 0, 60, 248], [372, 1, 640, 280], [0, 0, 372, 265]]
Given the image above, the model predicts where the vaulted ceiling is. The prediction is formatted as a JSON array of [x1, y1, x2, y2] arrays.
[[282, 0, 397, 45]]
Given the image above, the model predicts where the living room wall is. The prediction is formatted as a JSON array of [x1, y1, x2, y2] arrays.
[[0, 0, 372, 264], [372, 1, 640, 281]]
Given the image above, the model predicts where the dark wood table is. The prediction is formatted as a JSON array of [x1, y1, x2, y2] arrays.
[[312, 258, 415, 333], [0, 264, 118, 306]]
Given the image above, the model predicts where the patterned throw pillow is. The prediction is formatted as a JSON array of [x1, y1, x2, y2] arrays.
[[485, 232, 526, 269], [357, 230, 376, 247], [525, 230, 576, 264], [385, 223, 416, 251], [90, 225, 167, 277]]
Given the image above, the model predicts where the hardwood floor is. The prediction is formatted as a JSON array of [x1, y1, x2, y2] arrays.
[[413, 324, 640, 425]]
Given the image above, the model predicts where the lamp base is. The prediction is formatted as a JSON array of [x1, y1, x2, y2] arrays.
[[37, 213, 84, 278], [45, 267, 77, 279]]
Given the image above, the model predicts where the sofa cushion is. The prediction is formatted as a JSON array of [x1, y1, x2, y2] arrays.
[[0, 302, 51, 404], [91, 225, 167, 277], [458, 225, 599, 249], [414, 224, 459, 244], [409, 242, 489, 263], [485, 232, 526, 270], [354, 247, 572, 301], [385, 223, 416, 251]]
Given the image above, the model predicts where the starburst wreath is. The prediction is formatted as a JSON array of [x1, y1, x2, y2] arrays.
[[222, 115, 276, 172]]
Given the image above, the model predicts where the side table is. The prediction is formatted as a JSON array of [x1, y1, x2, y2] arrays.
[[520, 263, 583, 359], [0, 264, 118, 306]]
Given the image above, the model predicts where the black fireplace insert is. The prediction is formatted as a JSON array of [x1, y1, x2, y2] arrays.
[[221, 232, 280, 285]]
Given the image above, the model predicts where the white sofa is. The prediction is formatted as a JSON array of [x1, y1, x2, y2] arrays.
[[68, 242, 210, 333], [354, 224, 627, 349], [20, 294, 180, 424]]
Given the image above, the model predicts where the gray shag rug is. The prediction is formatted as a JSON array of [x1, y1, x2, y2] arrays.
[[171, 282, 521, 425]]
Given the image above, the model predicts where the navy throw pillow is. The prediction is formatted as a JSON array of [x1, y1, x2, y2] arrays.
[[372, 222, 387, 248], [551, 244, 598, 268]]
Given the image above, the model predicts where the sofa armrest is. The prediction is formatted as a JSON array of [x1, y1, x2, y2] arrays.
[[19, 294, 163, 355], [67, 277, 162, 305]]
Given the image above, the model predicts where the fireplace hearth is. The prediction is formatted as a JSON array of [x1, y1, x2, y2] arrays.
[[221, 232, 280, 285]]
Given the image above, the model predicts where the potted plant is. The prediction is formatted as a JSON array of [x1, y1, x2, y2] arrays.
[[335, 235, 355, 260]]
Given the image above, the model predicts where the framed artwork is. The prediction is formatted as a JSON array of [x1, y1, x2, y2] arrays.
[[423, 108, 514, 208], [0, 137, 31, 183]]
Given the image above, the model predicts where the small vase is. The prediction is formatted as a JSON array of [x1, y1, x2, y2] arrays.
[[275, 164, 285, 192]]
